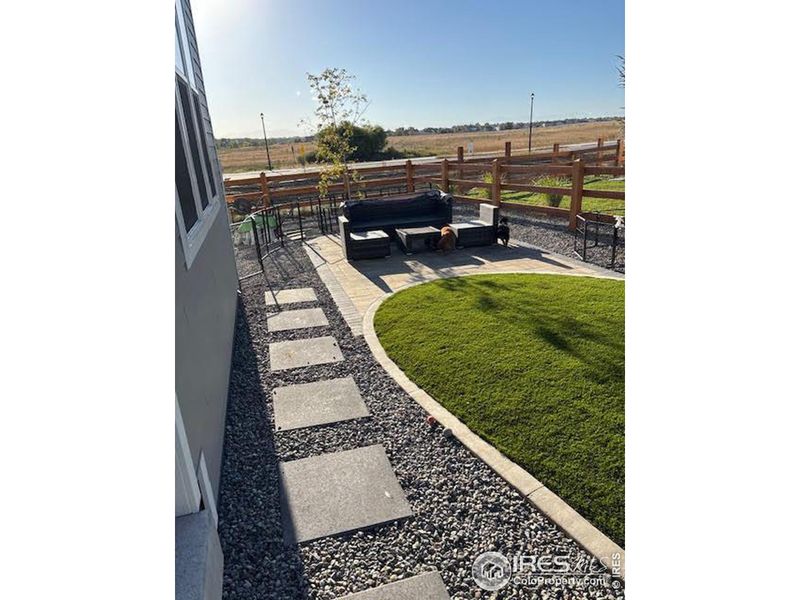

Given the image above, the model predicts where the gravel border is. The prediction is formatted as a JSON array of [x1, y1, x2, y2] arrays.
[[218, 242, 625, 599]]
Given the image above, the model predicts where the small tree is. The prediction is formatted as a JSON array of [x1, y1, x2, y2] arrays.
[[304, 68, 368, 200], [616, 55, 625, 139]]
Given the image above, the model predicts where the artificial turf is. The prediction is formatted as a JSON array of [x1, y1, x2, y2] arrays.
[[374, 273, 625, 546]]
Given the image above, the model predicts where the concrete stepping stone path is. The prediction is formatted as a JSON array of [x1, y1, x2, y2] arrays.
[[334, 572, 450, 600], [279, 444, 413, 544], [273, 376, 370, 431], [268, 336, 343, 371], [266, 307, 329, 332], [264, 287, 318, 306]]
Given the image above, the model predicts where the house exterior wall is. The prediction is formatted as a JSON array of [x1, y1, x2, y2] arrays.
[[176, 0, 238, 501], [178, 0, 218, 176], [175, 211, 237, 499]]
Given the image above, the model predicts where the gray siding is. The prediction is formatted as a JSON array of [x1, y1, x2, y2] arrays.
[[175, 209, 237, 500], [180, 0, 222, 186], [177, 0, 238, 500]]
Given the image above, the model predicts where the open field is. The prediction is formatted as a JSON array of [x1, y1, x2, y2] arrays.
[[374, 273, 625, 546], [217, 120, 624, 173]]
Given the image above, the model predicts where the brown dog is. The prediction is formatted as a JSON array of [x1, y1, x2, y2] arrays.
[[437, 226, 456, 253]]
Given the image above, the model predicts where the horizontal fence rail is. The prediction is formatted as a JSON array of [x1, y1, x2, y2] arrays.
[[224, 138, 624, 230]]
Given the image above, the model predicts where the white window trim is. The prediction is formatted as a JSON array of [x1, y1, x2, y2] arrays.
[[175, 2, 219, 269], [175, 1, 195, 88], [176, 189, 219, 269]]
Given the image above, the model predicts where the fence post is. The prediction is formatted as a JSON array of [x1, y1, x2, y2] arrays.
[[456, 146, 464, 193], [552, 143, 560, 163], [568, 158, 584, 230], [260, 171, 271, 209], [615, 139, 624, 167], [405, 160, 415, 192], [504, 141, 511, 159], [343, 168, 352, 200], [597, 137, 604, 164], [491, 158, 501, 206], [441, 158, 450, 194]]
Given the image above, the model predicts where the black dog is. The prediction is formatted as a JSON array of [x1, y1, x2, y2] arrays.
[[496, 217, 510, 246]]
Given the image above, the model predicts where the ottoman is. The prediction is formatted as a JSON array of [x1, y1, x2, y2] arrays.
[[349, 230, 390, 260]]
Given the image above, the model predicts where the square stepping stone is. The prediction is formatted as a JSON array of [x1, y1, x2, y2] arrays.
[[265, 287, 318, 306], [335, 572, 450, 600], [273, 377, 369, 431], [279, 444, 413, 544], [266, 307, 329, 332], [269, 336, 343, 371]]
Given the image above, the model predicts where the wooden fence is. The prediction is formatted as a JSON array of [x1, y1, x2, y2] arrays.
[[224, 138, 624, 230]]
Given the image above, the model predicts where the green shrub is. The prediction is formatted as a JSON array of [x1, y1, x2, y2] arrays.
[[469, 171, 493, 199], [534, 175, 570, 207]]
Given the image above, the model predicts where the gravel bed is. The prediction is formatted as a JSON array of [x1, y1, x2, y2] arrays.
[[453, 202, 625, 273], [218, 242, 625, 599]]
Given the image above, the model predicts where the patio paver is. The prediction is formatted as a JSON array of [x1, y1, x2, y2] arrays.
[[266, 307, 329, 332], [264, 287, 318, 306], [334, 572, 450, 600], [303, 234, 622, 335], [273, 376, 370, 431], [279, 444, 413, 544], [268, 336, 343, 371]]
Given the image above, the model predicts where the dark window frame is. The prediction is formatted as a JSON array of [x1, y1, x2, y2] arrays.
[[175, 1, 220, 268]]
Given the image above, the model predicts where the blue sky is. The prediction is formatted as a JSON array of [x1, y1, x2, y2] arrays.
[[191, 0, 624, 138]]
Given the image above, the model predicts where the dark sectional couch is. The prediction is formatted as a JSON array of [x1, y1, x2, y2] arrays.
[[338, 190, 497, 260], [338, 190, 452, 260]]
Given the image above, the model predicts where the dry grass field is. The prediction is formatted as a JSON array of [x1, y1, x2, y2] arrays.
[[217, 120, 623, 173]]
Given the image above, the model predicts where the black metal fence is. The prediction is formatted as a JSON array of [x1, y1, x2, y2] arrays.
[[229, 196, 343, 282], [573, 212, 625, 270]]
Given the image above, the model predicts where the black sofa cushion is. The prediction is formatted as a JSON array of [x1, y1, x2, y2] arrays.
[[342, 191, 451, 231]]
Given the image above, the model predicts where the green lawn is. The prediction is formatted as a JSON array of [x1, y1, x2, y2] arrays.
[[374, 273, 625, 546], [468, 176, 625, 215]]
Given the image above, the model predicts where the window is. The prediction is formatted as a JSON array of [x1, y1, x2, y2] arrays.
[[175, 0, 219, 268], [176, 114, 198, 229], [177, 79, 210, 210]]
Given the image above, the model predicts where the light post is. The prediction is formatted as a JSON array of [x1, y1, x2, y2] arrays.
[[528, 92, 535, 154], [260, 112, 273, 170]]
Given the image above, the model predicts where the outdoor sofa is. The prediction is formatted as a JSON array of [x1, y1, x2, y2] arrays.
[[338, 190, 452, 260], [337, 191, 499, 260]]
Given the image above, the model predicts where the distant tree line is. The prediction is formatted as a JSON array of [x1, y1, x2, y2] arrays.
[[214, 116, 622, 149], [216, 135, 314, 149], [388, 116, 622, 136]]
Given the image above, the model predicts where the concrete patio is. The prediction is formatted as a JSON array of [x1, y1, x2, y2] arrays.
[[303, 233, 623, 336]]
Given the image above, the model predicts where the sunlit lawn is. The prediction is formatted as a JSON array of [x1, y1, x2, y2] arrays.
[[374, 273, 625, 546]]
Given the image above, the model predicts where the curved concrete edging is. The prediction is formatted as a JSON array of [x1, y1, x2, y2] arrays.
[[361, 271, 625, 580]]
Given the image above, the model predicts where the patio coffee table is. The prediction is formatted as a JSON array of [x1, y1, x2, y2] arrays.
[[396, 226, 441, 254]]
